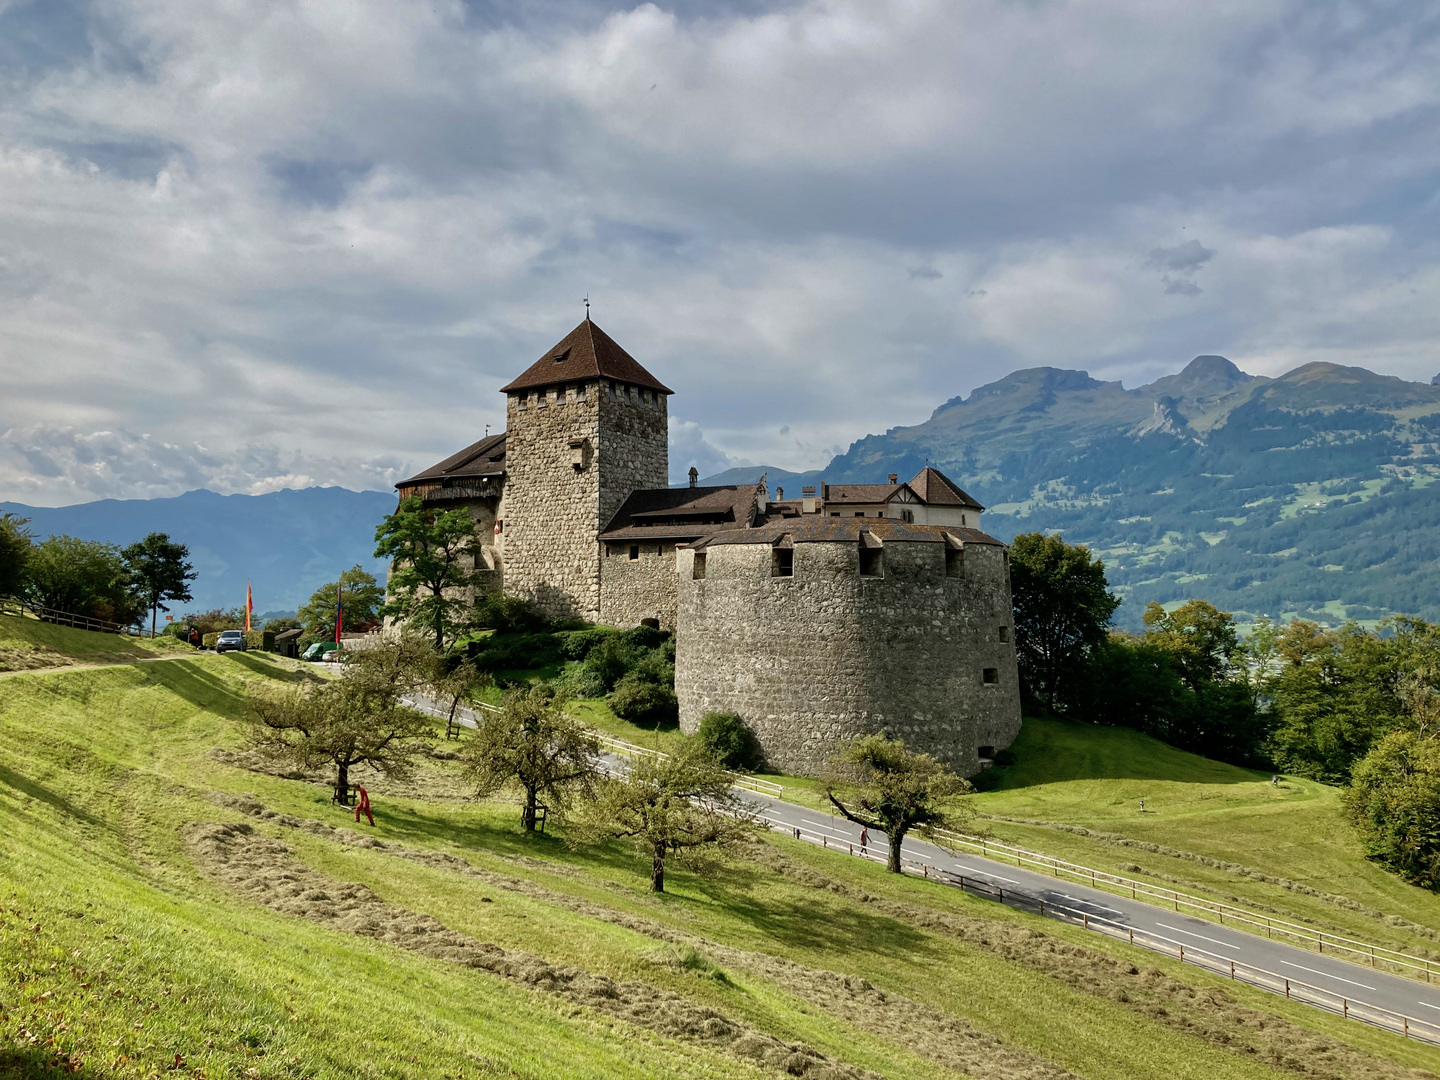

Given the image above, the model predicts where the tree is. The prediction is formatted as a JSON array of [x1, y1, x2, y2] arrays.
[[696, 711, 763, 771], [122, 532, 197, 638], [297, 566, 385, 642], [432, 658, 489, 740], [1344, 730, 1440, 888], [1009, 533, 1120, 711], [247, 634, 435, 803], [1141, 600, 1239, 691], [24, 535, 143, 626], [0, 514, 31, 599], [374, 496, 488, 650], [823, 734, 969, 874], [462, 686, 599, 831], [577, 742, 758, 892]]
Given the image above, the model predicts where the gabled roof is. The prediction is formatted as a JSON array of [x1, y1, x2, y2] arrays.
[[907, 466, 984, 510], [501, 319, 673, 395], [824, 484, 900, 504], [698, 518, 1003, 547], [600, 483, 760, 541], [396, 432, 506, 488]]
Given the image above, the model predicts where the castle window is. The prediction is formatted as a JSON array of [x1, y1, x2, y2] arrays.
[[772, 548, 794, 578], [692, 552, 706, 580], [978, 745, 995, 760], [577, 382, 587, 401], [853, 511, 864, 517], [945, 547, 963, 578], [830, 512, 839, 517], [982, 668, 999, 685], [901, 510, 915, 523], [962, 514, 968, 527], [859, 547, 883, 577], [629, 545, 640, 561], [516, 393, 527, 411], [998, 625, 1010, 643]]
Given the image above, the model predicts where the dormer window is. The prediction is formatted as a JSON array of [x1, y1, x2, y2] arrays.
[[552, 347, 571, 364]]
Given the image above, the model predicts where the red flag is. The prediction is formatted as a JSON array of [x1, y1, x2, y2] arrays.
[[335, 586, 343, 644], [245, 582, 253, 632]]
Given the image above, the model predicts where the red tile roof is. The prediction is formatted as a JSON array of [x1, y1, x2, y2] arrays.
[[907, 467, 984, 509], [501, 319, 673, 395], [396, 432, 506, 488]]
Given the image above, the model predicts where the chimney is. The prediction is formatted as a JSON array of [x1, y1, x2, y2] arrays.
[[776, 486, 784, 501], [802, 485, 817, 514], [888, 473, 898, 485], [688, 466, 698, 488]]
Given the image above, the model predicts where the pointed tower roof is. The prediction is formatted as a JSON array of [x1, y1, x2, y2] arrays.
[[500, 319, 673, 395], [907, 466, 984, 510]]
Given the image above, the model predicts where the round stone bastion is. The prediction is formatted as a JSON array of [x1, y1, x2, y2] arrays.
[[674, 518, 1022, 778]]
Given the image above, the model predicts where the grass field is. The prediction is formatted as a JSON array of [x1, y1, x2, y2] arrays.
[[968, 717, 1440, 958], [0, 612, 188, 672], [3, 625, 1438, 1078]]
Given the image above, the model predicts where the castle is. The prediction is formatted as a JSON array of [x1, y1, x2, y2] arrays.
[[395, 318, 1022, 776]]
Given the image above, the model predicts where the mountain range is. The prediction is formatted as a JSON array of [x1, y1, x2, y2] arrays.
[[1, 487, 396, 617], [8, 357, 1439, 632], [707, 357, 1440, 630]]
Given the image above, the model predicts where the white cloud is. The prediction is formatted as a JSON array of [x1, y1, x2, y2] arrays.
[[0, 0, 1438, 502]]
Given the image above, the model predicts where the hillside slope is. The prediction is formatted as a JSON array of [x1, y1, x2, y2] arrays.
[[713, 358, 1440, 629], [2, 631, 1436, 1078]]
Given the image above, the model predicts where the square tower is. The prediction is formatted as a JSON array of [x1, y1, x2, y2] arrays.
[[499, 319, 671, 621]]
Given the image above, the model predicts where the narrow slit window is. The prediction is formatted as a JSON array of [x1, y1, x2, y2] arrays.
[[629, 545, 639, 561], [998, 625, 1010, 643], [945, 548, 963, 578], [692, 552, 707, 580], [859, 547, 883, 577]]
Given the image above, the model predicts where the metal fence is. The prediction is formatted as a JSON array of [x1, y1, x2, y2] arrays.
[[768, 815, 1440, 1048], [929, 828, 1440, 984]]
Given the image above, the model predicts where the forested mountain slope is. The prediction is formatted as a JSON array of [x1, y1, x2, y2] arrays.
[[711, 358, 1440, 629]]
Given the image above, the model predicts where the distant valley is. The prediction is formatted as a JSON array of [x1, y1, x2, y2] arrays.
[[2, 487, 396, 616], [707, 357, 1440, 630]]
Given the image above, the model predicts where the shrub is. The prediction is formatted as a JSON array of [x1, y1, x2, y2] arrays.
[[473, 593, 548, 633], [621, 624, 668, 652], [555, 627, 618, 661], [468, 632, 562, 674], [608, 672, 678, 726], [552, 662, 608, 699], [696, 711, 762, 771], [583, 635, 640, 691]]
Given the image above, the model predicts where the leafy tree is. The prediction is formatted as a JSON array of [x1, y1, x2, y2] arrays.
[[121, 532, 197, 638], [429, 657, 489, 740], [823, 734, 969, 874], [297, 566, 385, 642], [373, 496, 487, 650], [696, 711, 762, 771], [0, 514, 31, 599], [185, 608, 245, 636], [24, 535, 143, 626], [1141, 600, 1239, 691], [1010, 533, 1120, 711], [1344, 730, 1440, 888], [462, 686, 599, 831], [248, 633, 435, 803], [576, 742, 758, 892]]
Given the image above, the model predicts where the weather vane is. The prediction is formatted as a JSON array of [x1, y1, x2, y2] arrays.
[[583, 295, 590, 320]]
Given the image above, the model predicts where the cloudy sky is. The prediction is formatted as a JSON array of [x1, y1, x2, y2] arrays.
[[1, 0, 1438, 505]]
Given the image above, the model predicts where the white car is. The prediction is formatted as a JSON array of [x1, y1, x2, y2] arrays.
[[215, 629, 248, 653]]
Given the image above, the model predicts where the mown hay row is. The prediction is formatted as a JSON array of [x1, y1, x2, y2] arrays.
[[185, 820, 876, 1080]]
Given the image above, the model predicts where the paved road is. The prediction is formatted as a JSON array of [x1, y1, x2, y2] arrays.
[[404, 693, 1440, 1037], [745, 791, 1440, 1029]]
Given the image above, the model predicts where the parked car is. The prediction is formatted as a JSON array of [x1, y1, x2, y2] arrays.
[[302, 641, 340, 662], [216, 629, 248, 653]]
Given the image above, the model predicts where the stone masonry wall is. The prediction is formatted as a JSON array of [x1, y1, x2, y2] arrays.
[[675, 538, 1021, 776], [502, 380, 668, 622], [599, 540, 680, 630]]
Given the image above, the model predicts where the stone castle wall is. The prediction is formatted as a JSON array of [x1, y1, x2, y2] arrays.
[[600, 540, 681, 630], [674, 537, 1021, 776], [502, 379, 668, 622]]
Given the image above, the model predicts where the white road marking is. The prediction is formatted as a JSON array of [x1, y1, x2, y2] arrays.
[[1056, 894, 1125, 915], [950, 864, 1021, 885], [1417, 1001, 1440, 1012], [1279, 961, 1376, 991], [1156, 923, 1242, 951]]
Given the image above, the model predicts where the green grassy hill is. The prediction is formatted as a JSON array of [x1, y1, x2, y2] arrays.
[[3, 627, 1438, 1078], [972, 717, 1440, 958], [0, 612, 188, 672]]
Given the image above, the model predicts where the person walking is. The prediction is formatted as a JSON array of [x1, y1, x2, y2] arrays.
[[188, 625, 202, 650], [859, 828, 869, 855]]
